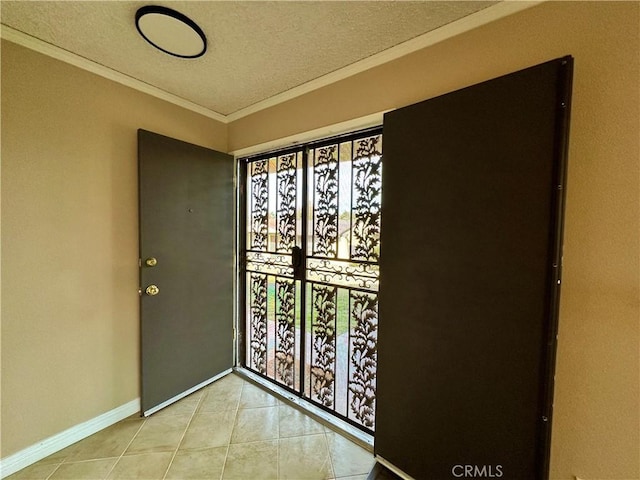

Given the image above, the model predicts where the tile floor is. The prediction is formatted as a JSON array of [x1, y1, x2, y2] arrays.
[[7, 373, 375, 480]]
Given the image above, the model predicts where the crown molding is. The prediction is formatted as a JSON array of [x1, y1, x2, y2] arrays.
[[230, 110, 387, 158], [0, 25, 228, 123], [225, 1, 543, 122], [1, 1, 542, 126]]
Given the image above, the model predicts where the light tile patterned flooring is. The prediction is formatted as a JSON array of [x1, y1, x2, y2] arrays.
[[7, 373, 375, 480]]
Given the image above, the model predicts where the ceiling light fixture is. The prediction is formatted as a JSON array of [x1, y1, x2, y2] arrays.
[[135, 5, 207, 59]]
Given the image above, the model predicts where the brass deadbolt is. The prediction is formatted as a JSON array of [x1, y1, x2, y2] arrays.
[[145, 257, 158, 267], [145, 284, 160, 296]]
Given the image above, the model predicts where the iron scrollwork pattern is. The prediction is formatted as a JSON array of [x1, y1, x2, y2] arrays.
[[313, 146, 339, 257], [250, 160, 269, 251], [246, 252, 293, 276], [351, 136, 382, 261], [275, 278, 296, 388], [243, 130, 382, 434], [277, 154, 297, 253], [348, 291, 378, 428], [306, 258, 379, 291], [310, 284, 337, 407], [249, 273, 268, 374]]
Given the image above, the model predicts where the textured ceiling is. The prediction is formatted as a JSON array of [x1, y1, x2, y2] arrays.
[[1, 1, 497, 116]]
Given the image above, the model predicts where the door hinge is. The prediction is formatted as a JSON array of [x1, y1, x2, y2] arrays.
[[233, 327, 236, 340]]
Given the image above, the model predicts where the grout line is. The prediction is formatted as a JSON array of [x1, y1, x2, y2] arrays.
[[43, 462, 63, 480], [234, 403, 277, 410], [220, 380, 245, 479], [278, 431, 326, 440], [276, 399, 280, 480], [37, 417, 146, 475], [161, 391, 207, 480], [323, 429, 337, 480], [102, 418, 147, 479], [37, 415, 143, 472], [217, 437, 280, 447], [52, 456, 122, 466], [276, 389, 280, 480], [236, 368, 373, 451]]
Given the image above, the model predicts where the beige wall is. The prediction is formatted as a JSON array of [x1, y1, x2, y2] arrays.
[[1, 40, 227, 457], [2, 1, 638, 478], [229, 2, 639, 479]]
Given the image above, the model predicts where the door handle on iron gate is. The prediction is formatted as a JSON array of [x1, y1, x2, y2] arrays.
[[291, 246, 303, 279]]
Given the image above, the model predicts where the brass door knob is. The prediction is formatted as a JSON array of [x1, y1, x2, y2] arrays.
[[145, 284, 160, 296], [145, 257, 158, 267]]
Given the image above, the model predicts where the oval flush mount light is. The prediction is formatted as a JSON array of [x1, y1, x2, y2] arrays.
[[135, 5, 206, 58]]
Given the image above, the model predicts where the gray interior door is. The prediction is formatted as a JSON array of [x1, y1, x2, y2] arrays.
[[375, 57, 573, 479], [138, 129, 234, 416]]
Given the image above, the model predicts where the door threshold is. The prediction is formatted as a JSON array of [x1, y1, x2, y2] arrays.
[[233, 367, 374, 452]]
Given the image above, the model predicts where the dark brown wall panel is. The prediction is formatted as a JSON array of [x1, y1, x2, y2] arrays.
[[375, 57, 572, 479]]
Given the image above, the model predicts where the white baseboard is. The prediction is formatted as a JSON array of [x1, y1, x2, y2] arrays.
[[0, 398, 140, 479]]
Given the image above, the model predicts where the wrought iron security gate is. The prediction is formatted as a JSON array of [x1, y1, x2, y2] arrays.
[[240, 128, 382, 432]]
